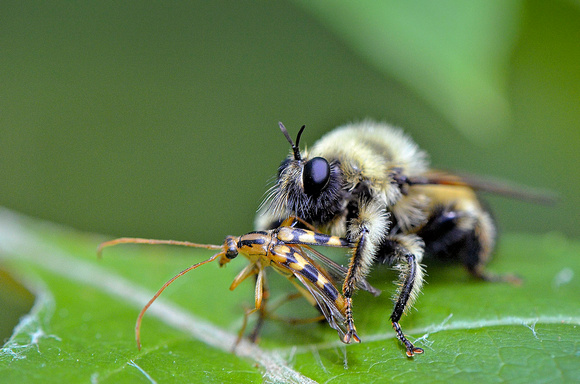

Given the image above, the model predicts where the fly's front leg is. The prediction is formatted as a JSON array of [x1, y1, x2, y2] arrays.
[[378, 234, 425, 357], [341, 229, 369, 343], [342, 200, 390, 343]]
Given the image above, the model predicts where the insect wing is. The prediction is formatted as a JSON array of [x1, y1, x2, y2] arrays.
[[270, 244, 349, 340], [409, 170, 557, 205], [299, 244, 381, 296], [293, 271, 348, 340]]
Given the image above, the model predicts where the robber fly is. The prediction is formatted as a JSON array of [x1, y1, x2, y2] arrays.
[[98, 217, 379, 349], [256, 121, 554, 357]]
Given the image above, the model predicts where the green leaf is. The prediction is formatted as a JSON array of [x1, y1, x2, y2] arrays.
[[1, 208, 579, 383], [291, 0, 523, 145]]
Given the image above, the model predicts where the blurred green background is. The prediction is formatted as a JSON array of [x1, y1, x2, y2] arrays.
[[1, 0, 579, 247]]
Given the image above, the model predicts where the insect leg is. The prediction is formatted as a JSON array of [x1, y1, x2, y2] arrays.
[[229, 262, 259, 291], [135, 251, 223, 350], [341, 200, 390, 343], [459, 211, 521, 284], [234, 266, 267, 347], [280, 215, 319, 231], [249, 267, 270, 342], [341, 228, 368, 343], [378, 234, 425, 357], [236, 307, 257, 349]]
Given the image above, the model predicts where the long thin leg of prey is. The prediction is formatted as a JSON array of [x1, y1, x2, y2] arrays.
[[249, 267, 270, 342], [135, 252, 222, 350]]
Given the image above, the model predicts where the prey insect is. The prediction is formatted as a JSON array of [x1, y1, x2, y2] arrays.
[[257, 121, 554, 357], [97, 217, 379, 349]]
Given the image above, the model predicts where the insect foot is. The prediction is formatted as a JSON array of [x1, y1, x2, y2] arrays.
[[392, 321, 423, 357], [341, 298, 361, 343]]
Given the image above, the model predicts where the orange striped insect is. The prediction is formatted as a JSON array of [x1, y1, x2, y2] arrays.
[[97, 218, 379, 349]]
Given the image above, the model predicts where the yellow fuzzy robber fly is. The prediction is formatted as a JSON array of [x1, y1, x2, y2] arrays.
[[98, 217, 379, 349], [257, 121, 555, 357]]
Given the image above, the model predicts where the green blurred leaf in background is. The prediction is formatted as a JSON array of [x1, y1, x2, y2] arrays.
[[292, 0, 522, 145]]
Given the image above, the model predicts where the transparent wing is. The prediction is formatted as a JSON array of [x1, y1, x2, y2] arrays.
[[292, 271, 348, 341], [408, 170, 557, 205], [269, 244, 350, 340], [299, 244, 381, 297]]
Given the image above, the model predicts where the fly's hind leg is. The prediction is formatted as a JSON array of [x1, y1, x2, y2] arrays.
[[377, 234, 426, 357], [461, 211, 521, 285]]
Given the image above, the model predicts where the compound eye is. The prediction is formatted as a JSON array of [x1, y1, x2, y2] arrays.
[[303, 157, 330, 195], [225, 237, 238, 259], [226, 248, 238, 259]]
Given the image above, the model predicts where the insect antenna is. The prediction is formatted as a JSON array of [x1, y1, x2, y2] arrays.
[[135, 251, 222, 349], [96, 236, 225, 349], [97, 237, 222, 258], [278, 122, 305, 161]]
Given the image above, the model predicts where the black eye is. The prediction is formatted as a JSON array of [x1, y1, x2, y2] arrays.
[[303, 157, 330, 195]]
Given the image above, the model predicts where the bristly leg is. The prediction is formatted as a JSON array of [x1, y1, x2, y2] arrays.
[[343, 297, 360, 343], [390, 253, 424, 357], [341, 228, 370, 343], [341, 200, 389, 344], [378, 235, 425, 357], [469, 265, 523, 285], [392, 321, 423, 357]]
